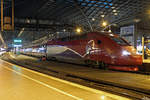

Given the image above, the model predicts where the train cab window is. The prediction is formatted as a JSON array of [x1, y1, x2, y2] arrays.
[[111, 37, 129, 45], [97, 40, 101, 44]]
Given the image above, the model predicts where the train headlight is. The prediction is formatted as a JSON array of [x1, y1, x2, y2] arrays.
[[136, 51, 142, 55], [122, 50, 131, 56]]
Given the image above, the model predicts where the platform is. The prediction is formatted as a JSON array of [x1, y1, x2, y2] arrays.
[[143, 59, 150, 63], [0, 59, 130, 100], [2, 53, 150, 94]]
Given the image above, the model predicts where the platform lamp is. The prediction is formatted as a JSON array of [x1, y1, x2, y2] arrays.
[[102, 21, 107, 27], [101, 14, 107, 27], [75, 27, 82, 35]]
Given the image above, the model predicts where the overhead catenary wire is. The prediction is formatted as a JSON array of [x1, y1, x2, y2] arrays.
[[73, 0, 93, 32]]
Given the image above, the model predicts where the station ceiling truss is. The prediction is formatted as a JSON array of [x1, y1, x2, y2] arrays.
[[0, 0, 150, 46]]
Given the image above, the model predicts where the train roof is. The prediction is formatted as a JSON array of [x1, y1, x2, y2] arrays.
[[46, 31, 119, 42], [23, 31, 121, 48], [85, 31, 119, 38]]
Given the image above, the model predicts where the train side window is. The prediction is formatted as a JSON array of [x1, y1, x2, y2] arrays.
[[97, 40, 101, 44]]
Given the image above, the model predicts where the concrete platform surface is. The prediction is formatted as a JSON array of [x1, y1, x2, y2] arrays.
[[0, 59, 130, 100], [2, 53, 150, 95]]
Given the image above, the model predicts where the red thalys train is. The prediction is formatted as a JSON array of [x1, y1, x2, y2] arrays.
[[21, 32, 142, 71]]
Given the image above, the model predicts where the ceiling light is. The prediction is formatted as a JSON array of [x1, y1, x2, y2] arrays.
[[102, 21, 107, 27], [108, 30, 112, 32], [101, 15, 105, 18], [113, 9, 117, 12], [114, 13, 118, 15], [92, 18, 95, 21], [76, 27, 82, 34], [63, 29, 66, 32], [111, 6, 115, 9]]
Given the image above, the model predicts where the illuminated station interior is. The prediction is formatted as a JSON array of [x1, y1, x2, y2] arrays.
[[1, 0, 150, 100]]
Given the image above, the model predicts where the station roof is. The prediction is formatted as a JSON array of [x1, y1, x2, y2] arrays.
[[1, 0, 150, 46], [14, 0, 149, 28]]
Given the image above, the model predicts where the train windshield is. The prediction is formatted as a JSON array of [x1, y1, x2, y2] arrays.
[[111, 37, 130, 45]]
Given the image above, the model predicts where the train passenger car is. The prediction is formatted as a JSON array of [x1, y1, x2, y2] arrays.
[[21, 46, 46, 58], [46, 32, 142, 71]]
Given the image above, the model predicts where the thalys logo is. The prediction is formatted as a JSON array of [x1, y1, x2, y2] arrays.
[[86, 40, 100, 54]]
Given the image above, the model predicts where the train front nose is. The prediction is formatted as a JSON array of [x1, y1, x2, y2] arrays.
[[125, 55, 142, 65], [118, 46, 143, 66], [116, 54, 142, 66], [109, 53, 142, 71]]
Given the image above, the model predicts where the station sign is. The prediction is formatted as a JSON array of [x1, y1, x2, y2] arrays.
[[13, 39, 22, 47], [13, 44, 22, 47], [14, 39, 22, 43]]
